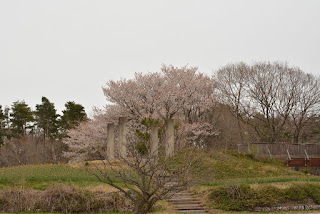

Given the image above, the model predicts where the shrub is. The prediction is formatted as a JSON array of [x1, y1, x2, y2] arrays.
[[0, 184, 131, 213], [210, 183, 320, 211]]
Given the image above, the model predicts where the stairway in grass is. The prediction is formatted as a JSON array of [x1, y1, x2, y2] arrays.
[[166, 181, 208, 213]]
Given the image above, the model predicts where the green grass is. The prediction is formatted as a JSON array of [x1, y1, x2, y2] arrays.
[[0, 150, 310, 190], [190, 150, 320, 212], [1, 150, 320, 213], [209, 183, 320, 211], [203, 176, 320, 186], [204, 150, 303, 181], [0, 164, 102, 190]]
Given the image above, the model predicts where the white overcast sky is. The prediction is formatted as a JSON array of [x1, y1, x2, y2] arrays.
[[0, 0, 320, 116]]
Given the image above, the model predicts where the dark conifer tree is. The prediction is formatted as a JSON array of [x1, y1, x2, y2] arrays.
[[59, 101, 88, 137], [10, 101, 34, 137], [35, 97, 59, 140], [0, 105, 6, 145]]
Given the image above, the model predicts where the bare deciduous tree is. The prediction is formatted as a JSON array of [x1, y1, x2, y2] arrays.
[[289, 72, 320, 143], [215, 61, 320, 143], [214, 62, 250, 142], [85, 136, 206, 214]]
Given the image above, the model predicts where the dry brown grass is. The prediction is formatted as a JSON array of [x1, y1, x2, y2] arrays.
[[85, 184, 118, 193], [70, 158, 131, 170], [0, 184, 131, 213]]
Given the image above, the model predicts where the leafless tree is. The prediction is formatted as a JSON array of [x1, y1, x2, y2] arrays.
[[85, 133, 206, 214], [214, 62, 251, 142], [245, 62, 292, 142], [0, 136, 67, 167], [289, 71, 320, 143], [215, 61, 320, 143]]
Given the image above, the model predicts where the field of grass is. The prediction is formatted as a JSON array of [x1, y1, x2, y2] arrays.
[[0, 163, 104, 190]]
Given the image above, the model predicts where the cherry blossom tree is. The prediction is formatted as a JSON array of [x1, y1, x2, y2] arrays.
[[103, 64, 216, 147], [64, 64, 217, 161]]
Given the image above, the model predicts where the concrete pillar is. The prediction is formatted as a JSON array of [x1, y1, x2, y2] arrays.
[[118, 117, 127, 158], [165, 119, 174, 156], [106, 123, 115, 160], [150, 124, 159, 158]]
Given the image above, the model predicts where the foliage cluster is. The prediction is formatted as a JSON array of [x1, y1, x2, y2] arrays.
[[65, 62, 320, 164], [210, 183, 320, 211], [65, 65, 217, 162], [0, 98, 88, 166], [0, 98, 87, 143]]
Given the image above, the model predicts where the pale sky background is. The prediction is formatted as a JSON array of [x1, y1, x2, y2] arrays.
[[0, 0, 320, 116]]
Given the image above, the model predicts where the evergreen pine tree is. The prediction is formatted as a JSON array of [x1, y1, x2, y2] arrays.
[[35, 97, 59, 140], [0, 105, 5, 145], [10, 101, 34, 137], [59, 101, 88, 137]]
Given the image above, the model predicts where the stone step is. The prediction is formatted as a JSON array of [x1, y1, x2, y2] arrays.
[[174, 205, 206, 209], [175, 205, 206, 209], [176, 208, 208, 212], [171, 201, 202, 204], [177, 210, 208, 213], [172, 194, 195, 198], [167, 185, 208, 214], [169, 198, 196, 201], [170, 197, 199, 200], [171, 196, 196, 199], [171, 199, 201, 202], [173, 191, 193, 194], [171, 193, 194, 196]]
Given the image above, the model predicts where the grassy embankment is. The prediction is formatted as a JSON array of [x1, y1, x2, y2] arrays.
[[201, 150, 312, 185], [194, 150, 320, 212], [1, 150, 320, 213], [0, 150, 312, 190]]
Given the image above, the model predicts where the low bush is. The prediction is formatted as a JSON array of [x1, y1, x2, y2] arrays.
[[0, 184, 131, 213], [210, 183, 320, 211]]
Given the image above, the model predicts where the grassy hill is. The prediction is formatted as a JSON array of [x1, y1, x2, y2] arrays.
[[1, 150, 319, 213], [199, 150, 320, 186], [0, 150, 313, 190], [203, 150, 302, 179]]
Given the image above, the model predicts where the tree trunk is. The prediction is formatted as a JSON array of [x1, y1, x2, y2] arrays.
[[293, 128, 301, 144], [135, 200, 145, 214], [237, 115, 244, 143], [134, 204, 142, 214]]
